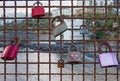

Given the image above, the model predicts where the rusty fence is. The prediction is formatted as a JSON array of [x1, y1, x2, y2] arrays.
[[0, 0, 120, 81]]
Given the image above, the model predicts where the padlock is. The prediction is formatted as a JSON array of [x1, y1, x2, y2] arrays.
[[51, 16, 67, 37], [67, 45, 81, 64], [32, 2, 45, 18], [98, 41, 118, 68], [1, 37, 21, 60], [80, 25, 89, 34], [113, 16, 119, 28], [58, 59, 64, 68]]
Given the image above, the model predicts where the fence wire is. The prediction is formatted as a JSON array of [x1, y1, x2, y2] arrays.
[[0, 0, 120, 81]]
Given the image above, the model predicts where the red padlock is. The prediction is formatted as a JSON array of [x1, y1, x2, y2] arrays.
[[32, 2, 45, 18], [1, 37, 21, 60]]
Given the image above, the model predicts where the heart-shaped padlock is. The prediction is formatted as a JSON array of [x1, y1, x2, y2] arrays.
[[1, 37, 21, 60], [51, 16, 67, 37], [98, 41, 118, 68], [32, 2, 45, 18], [58, 59, 64, 68], [113, 16, 119, 28]]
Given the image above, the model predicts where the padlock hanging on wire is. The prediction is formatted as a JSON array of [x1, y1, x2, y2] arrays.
[[1, 37, 21, 60], [51, 16, 67, 37], [67, 45, 81, 64], [58, 59, 64, 68], [79, 25, 89, 34], [113, 16, 119, 28], [32, 1, 45, 18], [98, 41, 118, 68]]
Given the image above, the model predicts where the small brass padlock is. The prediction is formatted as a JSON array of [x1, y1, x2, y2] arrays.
[[58, 59, 64, 68]]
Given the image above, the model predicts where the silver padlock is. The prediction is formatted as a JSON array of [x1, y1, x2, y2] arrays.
[[80, 25, 89, 34], [98, 41, 118, 68], [113, 16, 119, 28], [67, 45, 81, 64], [51, 16, 67, 37]]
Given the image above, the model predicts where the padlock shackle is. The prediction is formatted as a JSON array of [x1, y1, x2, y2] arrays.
[[52, 16, 64, 26], [114, 16, 119, 22], [69, 44, 78, 52], [9, 37, 21, 45], [80, 25, 87, 29], [98, 41, 112, 54], [58, 59, 64, 62], [33, 2, 43, 8], [14, 36, 21, 46], [10, 40, 15, 45]]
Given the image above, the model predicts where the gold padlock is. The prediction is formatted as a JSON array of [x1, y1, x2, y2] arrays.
[[58, 59, 64, 68]]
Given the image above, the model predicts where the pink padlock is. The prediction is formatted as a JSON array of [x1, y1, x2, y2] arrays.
[[98, 41, 118, 68], [1, 37, 21, 60], [32, 2, 45, 18]]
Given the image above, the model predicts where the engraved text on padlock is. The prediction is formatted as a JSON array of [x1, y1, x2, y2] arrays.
[[67, 45, 81, 64]]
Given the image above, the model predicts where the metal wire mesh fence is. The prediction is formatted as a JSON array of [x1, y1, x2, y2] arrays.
[[0, 0, 120, 81]]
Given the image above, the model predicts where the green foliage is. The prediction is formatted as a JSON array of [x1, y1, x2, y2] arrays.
[[104, 19, 114, 28], [84, 5, 119, 40], [2, 19, 49, 28], [1, 19, 50, 33], [85, 13, 93, 18], [95, 20, 102, 28], [96, 30, 105, 39], [62, 14, 70, 17], [85, 19, 93, 27], [76, 14, 83, 17], [95, 13, 106, 18]]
